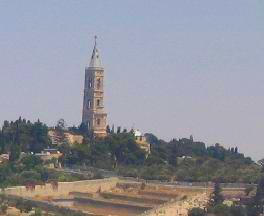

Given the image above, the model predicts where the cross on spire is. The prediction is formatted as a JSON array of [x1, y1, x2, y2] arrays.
[[94, 35, 97, 47]]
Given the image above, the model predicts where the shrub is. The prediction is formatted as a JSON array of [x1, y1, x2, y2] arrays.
[[188, 208, 206, 216]]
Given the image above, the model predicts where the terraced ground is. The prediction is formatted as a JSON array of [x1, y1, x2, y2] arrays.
[[7, 179, 246, 216], [51, 182, 204, 216]]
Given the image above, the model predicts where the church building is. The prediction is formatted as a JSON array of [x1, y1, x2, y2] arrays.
[[82, 37, 107, 137]]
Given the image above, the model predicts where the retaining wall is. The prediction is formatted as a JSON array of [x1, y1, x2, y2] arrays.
[[3, 177, 119, 198]]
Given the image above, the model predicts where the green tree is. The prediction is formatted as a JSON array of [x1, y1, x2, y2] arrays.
[[209, 181, 224, 207], [254, 176, 264, 214], [0, 203, 7, 214], [15, 199, 32, 213], [30, 120, 49, 152], [230, 205, 247, 216], [0, 118, 49, 154], [10, 144, 21, 161], [210, 204, 230, 216], [78, 122, 88, 135], [33, 208, 42, 216], [188, 208, 206, 216], [21, 155, 43, 169]]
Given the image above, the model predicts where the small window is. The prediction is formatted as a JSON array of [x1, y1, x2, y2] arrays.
[[97, 99, 100, 106], [97, 118, 100, 125], [97, 78, 101, 89], [87, 121, 90, 129], [89, 78, 92, 88], [88, 100, 91, 109]]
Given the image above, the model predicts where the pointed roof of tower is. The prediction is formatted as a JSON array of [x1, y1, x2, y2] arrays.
[[89, 36, 103, 68]]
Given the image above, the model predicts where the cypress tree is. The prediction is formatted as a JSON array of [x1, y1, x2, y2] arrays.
[[209, 181, 224, 207]]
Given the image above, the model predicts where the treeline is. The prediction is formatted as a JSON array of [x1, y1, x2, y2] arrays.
[[0, 118, 261, 183], [60, 132, 146, 169], [118, 134, 260, 183], [0, 118, 84, 188], [0, 154, 83, 188], [0, 117, 50, 158], [64, 125, 260, 183], [146, 134, 252, 164]]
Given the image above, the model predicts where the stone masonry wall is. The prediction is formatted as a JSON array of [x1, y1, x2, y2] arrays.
[[3, 177, 119, 198]]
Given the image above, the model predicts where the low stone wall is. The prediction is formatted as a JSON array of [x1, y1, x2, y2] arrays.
[[75, 196, 152, 211], [3, 177, 119, 198], [5, 194, 90, 216], [100, 192, 168, 205], [117, 181, 210, 196]]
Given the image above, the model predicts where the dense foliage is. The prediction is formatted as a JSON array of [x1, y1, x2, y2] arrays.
[[0, 155, 83, 188], [209, 181, 224, 207], [62, 125, 261, 183], [188, 208, 206, 216], [60, 132, 146, 169], [0, 117, 50, 154], [110, 134, 258, 182], [0, 118, 261, 184], [188, 176, 264, 216]]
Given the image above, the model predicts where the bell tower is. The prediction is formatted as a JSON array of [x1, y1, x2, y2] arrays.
[[82, 36, 107, 137]]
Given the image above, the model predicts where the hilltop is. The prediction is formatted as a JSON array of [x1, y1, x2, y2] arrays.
[[0, 118, 261, 186]]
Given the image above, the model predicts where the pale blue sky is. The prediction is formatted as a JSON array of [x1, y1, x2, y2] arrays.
[[0, 1, 264, 159]]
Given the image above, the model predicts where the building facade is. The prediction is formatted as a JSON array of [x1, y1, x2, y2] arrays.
[[134, 129, 151, 155], [82, 37, 107, 137], [48, 129, 83, 146]]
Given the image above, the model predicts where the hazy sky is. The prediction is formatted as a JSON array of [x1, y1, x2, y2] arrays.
[[0, 1, 264, 160]]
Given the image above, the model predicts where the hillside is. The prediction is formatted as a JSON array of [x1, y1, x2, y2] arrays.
[[0, 118, 261, 184]]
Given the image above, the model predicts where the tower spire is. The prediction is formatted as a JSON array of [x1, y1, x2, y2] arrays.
[[82, 36, 107, 138], [94, 35, 97, 47], [89, 35, 102, 68]]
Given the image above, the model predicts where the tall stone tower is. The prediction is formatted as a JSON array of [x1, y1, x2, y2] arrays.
[[82, 37, 107, 137]]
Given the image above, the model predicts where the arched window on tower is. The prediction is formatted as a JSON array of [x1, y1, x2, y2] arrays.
[[87, 100, 91, 109], [87, 121, 90, 129], [97, 78, 101, 89], [89, 78, 92, 88], [97, 99, 100, 107], [97, 118, 100, 126]]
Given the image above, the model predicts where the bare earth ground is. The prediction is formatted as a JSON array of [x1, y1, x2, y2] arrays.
[[3, 179, 247, 216], [50, 183, 209, 216]]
